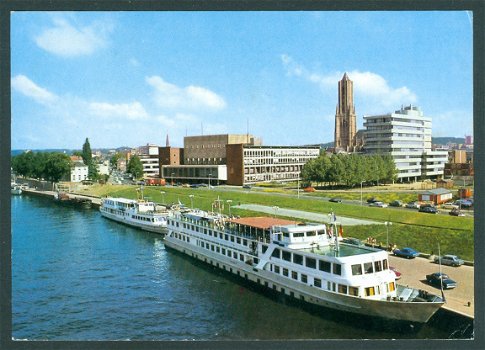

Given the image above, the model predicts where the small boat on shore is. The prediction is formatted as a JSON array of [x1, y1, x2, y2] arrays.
[[100, 197, 172, 234], [163, 205, 444, 324], [11, 183, 22, 195]]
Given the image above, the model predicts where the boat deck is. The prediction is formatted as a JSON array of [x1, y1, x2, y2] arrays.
[[301, 243, 380, 257]]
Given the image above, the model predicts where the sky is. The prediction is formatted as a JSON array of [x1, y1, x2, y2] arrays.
[[11, 11, 473, 150]]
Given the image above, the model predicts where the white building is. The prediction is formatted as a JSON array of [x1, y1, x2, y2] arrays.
[[70, 161, 89, 182], [363, 105, 447, 181]]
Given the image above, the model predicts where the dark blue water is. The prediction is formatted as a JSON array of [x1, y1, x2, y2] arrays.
[[11, 195, 469, 340]]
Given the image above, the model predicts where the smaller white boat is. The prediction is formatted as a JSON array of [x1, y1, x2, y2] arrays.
[[11, 183, 22, 195], [100, 197, 172, 234]]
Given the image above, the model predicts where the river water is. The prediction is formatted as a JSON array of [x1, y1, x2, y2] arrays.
[[11, 195, 472, 340]]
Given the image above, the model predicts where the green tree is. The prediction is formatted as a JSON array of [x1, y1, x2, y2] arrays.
[[44, 153, 71, 182], [127, 155, 144, 180], [81, 138, 99, 180], [110, 152, 123, 168]]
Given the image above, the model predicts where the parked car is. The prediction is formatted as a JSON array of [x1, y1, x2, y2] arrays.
[[456, 199, 473, 208], [442, 202, 459, 210], [303, 186, 315, 192], [389, 266, 402, 280], [434, 254, 465, 267], [449, 208, 465, 217], [389, 200, 403, 207], [243, 184, 252, 189], [329, 197, 342, 203], [426, 272, 457, 289], [366, 197, 379, 203], [393, 247, 419, 259], [419, 205, 438, 214], [369, 201, 388, 208], [405, 201, 420, 209], [341, 237, 364, 246]]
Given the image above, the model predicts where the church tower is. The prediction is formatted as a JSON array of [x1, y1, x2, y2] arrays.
[[334, 73, 357, 151]]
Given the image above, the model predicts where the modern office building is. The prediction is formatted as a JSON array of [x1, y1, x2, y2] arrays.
[[334, 73, 358, 152], [363, 105, 447, 181], [159, 134, 319, 186], [226, 144, 320, 185]]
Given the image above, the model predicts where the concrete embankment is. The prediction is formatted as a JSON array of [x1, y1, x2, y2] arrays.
[[22, 188, 102, 208]]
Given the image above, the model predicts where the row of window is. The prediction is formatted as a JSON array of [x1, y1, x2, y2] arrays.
[[351, 259, 388, 276], [271, 248, 342, 276]]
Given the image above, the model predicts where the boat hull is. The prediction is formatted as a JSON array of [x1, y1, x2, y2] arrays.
[[100, 210, 167, 235], [164, 237, 443, 324]]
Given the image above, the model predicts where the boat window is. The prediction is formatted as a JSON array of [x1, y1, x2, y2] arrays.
[[292, 271, 298, 280], [239, 254, 244, 261], [230, 236, 235, 242], [211, 245, 215, 251], [283, 232, 290, 238], [272, 248, 280, 258], [365, 287, 375, 296], [351, 264, 363, 276], [243, 239, 248, 246], [205, 243, 209, 249], [364, 262, 373, 274], [227, 250, 231, 257], [314, 278, 322, 288], [224, 234, 228, 240], [293, 232, 304, 238], [338, 284, 348, 294], [293, 254, 303, 265], [219, 233, 223, 239], [282, 251, 291, 261], [233, 252, 237, 258], [237, 238, 241, 244], [383, 259, 388, 270], [274, 265, 280, 274], [305, 257, 316, 269], [216, 246, 220, 253], [283, 268, 289, 277], [222, 248, 226, 255], [333, 263, 342, 275], [262, 245, 268, 254], [319, 260, 331, 273], [317, 230, 326, 236], [388, 282, 395, 292], [374, 261, 382, 272], [306, 231, 316, 237], [349, 287, 359, 296], [301, 274, 308, 283]]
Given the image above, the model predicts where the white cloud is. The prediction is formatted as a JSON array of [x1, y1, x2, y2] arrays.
[[146, 75, 226, 111], [11, 75, 58, 105], [34, 17, 113, 57], [89, 101, 149, 120], [281, 54, 417, 110]]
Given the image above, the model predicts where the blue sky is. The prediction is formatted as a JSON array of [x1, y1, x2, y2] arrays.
[[11, 11, 473, 150]]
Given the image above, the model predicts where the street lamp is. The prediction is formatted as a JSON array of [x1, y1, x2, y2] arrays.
[[171, 172, 175, 186], [189, 194, 194, 209], [160, 191, 165, 204], [297, 177, 300, 199], [385, 221, 392, 249], [226, 200, 233, 217], [208, 173, 212, 189], [273, 206, 279, 218]]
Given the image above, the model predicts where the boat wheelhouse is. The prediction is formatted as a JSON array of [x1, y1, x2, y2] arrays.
[[100, 197, 171, 234], [164, 208, 444, 323]]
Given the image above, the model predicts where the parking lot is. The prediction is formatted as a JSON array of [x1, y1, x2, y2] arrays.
[[389, 255, 474, 318]]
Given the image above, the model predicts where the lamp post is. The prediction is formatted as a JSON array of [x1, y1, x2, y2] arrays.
[[189, 194, 194, 209], [297, 177, 300, 199], [273, 206, 279, 218], [171, 172, 175, 186], [385, 221, 392, 248], [226, 200, 233, 217], [208, 173, 212, 189], [360, 181, 363, 206], [160, 191, 165, 204]]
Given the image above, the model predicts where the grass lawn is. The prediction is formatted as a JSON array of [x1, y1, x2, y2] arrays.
[[79, 184, 474, 261]]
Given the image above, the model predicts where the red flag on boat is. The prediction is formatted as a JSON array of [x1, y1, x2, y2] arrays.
[[339, 225, 343, 237]]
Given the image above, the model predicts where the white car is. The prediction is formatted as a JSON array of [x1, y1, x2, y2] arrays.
[[442, 202, 459, 210], [369, 201, 388, 208]]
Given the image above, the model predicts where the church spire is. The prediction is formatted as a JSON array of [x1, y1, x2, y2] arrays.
[[165, 134, 170, 147]]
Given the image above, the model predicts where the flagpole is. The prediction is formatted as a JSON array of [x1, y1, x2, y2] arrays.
[[438, 242, 446, 302]]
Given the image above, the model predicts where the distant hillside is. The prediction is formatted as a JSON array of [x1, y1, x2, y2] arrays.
[[432, 137, 465, 145]]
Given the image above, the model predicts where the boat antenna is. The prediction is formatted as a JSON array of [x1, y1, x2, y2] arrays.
[[438, 242, 446, 302]]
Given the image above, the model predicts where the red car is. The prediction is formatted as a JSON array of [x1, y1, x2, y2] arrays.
[[390, 266, 401, 280]]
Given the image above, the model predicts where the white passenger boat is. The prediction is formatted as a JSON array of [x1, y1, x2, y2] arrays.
[[11, 183, 22, 195], [99, 197, 171, 234], [164, 207, 444, 324]]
